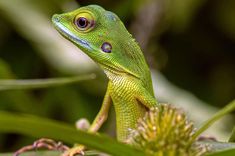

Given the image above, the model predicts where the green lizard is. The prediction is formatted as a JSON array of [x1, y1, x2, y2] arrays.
[[52, 5, 158, 155]]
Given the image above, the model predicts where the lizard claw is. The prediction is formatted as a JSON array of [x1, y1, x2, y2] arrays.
[[14, 138, 69, 156], [62, 145, 85, 156]]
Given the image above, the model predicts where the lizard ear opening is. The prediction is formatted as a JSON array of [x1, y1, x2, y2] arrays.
[[101, 42, 112, 53], [74, 12, 95, 32]]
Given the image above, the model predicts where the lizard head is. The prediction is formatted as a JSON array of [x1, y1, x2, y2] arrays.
[[52, 5, 148, 78]]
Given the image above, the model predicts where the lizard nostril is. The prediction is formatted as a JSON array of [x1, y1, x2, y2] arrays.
[[52, 14, 60, 22]]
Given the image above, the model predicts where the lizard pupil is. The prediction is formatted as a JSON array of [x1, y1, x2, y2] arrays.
[[101, 42, 112, 53], [76, 17, 88, 28]]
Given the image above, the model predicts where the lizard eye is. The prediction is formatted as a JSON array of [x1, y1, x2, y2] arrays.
[[76, 17, 89, 28], [74, 12, 94, 31]]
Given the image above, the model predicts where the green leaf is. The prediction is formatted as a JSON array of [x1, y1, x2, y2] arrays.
[[0, 74, 95, 91], [206, 148, 235, 156], [0, 151, 101, 156], [0, 111, 144, 156], [229, 127, 235, 142], [192, 99, 235, 141], [0, 151, 60, 156]]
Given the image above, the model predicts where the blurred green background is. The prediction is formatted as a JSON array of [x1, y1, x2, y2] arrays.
[[0, 0, 234, 153]]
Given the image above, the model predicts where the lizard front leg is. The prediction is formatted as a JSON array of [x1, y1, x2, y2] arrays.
[[88, 90, 112, 133], [63, 85, 112, 156]]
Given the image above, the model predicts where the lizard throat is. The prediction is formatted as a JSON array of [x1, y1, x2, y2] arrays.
[[100, 63, 139, 79]]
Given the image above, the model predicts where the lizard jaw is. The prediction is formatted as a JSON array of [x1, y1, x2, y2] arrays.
[[52, 14, 93, 51]]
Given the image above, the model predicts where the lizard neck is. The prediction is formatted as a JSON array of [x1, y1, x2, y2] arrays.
[[101, 43, 155, 96]]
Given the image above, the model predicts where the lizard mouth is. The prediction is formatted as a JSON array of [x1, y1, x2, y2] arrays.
[[52, 14, 93, 51]]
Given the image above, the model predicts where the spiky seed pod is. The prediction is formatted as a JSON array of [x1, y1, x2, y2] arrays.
[[128, 104, 208, 156]]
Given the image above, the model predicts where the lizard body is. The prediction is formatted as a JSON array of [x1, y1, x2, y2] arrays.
[[52, 5, 157, 154]]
